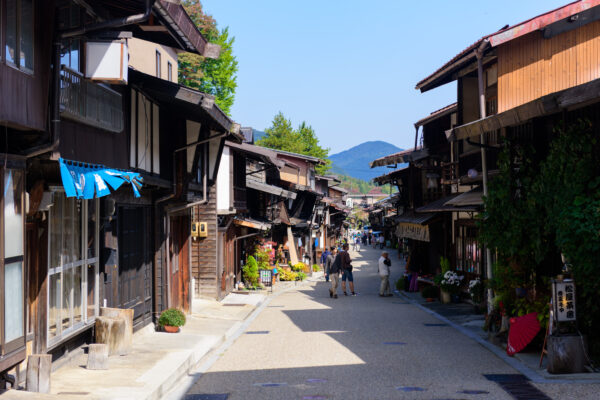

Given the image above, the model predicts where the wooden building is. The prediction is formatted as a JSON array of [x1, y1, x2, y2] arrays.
[[0, 0, 234, 379]]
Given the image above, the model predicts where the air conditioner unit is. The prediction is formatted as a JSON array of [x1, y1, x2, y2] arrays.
[[85, 40, 128, 84]]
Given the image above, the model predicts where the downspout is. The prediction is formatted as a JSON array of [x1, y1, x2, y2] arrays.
[[25, 0, 155, 159], [474, 39, 494, 313]]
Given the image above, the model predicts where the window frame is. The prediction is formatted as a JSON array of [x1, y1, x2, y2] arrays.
[[155, 50, 161, 78], [0, 168, 26, 360], [46, 193, 99, 349], [167, 60, 172, 82], [5, 0, 34, 74]]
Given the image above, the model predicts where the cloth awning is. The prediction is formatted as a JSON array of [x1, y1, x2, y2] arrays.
[[246, 180, 296, 199], [444, 187, 483, 207], [394, 211, 438, 242], [233, 216, 271, 231], [59, 158, 142, 199]]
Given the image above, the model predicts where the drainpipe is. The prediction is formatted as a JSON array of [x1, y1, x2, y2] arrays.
[[474, 39, 494, 313]]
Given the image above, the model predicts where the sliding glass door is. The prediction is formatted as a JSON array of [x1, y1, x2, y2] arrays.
[[48, 195, 98, 348]]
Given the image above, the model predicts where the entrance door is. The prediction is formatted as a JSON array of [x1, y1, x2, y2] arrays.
[[168, 216, 190, 313], [118, 206, 152, 327]]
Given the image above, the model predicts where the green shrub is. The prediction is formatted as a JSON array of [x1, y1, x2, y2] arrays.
[[279, 269, 298, 281], [395, 277, 405, 291], [292, 262, 306, 272], [421, 285, 438, 299], [158, 308, 186, 327], [296, 271, 307, 281], [243, 256, 259, 287], [312, 264, 320, 272]]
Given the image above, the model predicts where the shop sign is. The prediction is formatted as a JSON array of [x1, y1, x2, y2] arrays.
[[396, 223, 430, 242], [552, 279, 576, 322]]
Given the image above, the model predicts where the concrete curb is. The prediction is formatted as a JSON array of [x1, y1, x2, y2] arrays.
[[397, 292, 600, 385], [163, 278, 316, 400]]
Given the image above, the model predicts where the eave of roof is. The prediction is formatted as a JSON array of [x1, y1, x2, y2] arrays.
[[226, 141, 284, 168], [373, 166, 410, 184], [273, 149, 326, 165], [416, 0, 600, 92], [369, 147, 428, 168], [415, 103, 458, 128]]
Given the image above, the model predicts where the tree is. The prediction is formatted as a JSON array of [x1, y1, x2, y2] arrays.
[[179, 1, 238, 116], [257, 112, 331, 174]]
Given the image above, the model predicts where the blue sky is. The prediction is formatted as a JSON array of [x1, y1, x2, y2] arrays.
[[201, 0, 569, 154]]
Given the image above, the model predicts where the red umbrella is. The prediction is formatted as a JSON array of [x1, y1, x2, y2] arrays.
[[507, 312, 541, 356]]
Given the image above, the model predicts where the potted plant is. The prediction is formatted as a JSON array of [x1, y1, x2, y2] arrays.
[[421, 285, 438, 302], [158, 308, 186, 333], [439, 270, 463, 304], [468, 279, 485, 312]]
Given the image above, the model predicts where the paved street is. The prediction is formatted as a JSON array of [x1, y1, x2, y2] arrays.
[[183, 246, 599, 400]]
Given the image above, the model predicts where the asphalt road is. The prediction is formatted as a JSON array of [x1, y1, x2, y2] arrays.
[[184, 245, 596, 400]]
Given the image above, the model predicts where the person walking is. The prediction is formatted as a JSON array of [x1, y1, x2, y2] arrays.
[[353, 234, 361, 252], [408, 251, 420, 292], [378, 251, 393, 297], [340, 243, 356, 296], [379, 234, 385, 249], [328, 247, 341, 298], [372, 234, 378, 249], [320, 247, 331, 282]]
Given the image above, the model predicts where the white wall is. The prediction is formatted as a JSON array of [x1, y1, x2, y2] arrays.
[[216, 146, 231, 212]]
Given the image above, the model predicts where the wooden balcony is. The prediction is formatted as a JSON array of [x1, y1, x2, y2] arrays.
[[60, 66, 123, 133]]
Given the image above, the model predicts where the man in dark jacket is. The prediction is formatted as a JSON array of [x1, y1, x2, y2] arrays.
[[328, 247, 341, 298], [340, 243, 356, 296]]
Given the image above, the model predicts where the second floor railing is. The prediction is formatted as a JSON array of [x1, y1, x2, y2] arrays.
[[60, 66, 123, 133]]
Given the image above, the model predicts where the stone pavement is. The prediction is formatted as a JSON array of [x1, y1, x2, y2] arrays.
[[0, 277, 312, 400], [182, 245, 600, 400]]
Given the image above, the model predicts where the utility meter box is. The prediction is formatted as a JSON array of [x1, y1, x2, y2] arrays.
[[192, 222, 208, 238]]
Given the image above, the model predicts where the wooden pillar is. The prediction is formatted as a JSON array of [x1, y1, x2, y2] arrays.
[[26, 354, 52, 393]]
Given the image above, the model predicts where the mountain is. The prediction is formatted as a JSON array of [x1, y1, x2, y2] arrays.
[[328, 141, 404, 182], [252, 129, 266, 142]]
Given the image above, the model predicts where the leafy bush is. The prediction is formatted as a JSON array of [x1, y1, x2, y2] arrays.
[[158, 308, 186, 327], [440, 256, 450, 274], [440, 271, 463, 294], [296, 271, 307, 281], [421, 285, 438, 299], [468, 279, 485, 304], [312, 264, 320, 272], [395, 277, 405, 291], [254, 246, 271, 270], [243, 256, 259, 287], [292, 262, 306, 272], [279, 269, 298, 281]]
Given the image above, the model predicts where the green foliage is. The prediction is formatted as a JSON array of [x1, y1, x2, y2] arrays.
[[254, 247, 270, 270], [296, 271, 307, 281], [292, 262, 307, 272], [478, 141, 549, 282], [512, 297, 550, 329], [279, 269, 298, 281], [158, 308, 186, 327], [179, 1, 238, 115], [312, 264, 320, 272], [243, 256, 259, 287], [257, 112, 330, 174], [439, 256, 450, 274], [395, 277, 405, 291], [421, 285, 438, 299], [336, 174, 396, 195], [536, 119, 600, 348]]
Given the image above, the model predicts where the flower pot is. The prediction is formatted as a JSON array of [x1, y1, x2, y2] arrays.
[[163, 325, 179, 333], [441, 290, 451, 304]]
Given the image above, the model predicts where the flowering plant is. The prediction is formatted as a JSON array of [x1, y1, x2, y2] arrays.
[[468, 279, 485, 304], [440, 270, 463, 294]]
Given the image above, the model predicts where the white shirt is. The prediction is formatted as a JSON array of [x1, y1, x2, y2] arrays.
[[379, 236, 385, 243], [378, 256, 390, 276]]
